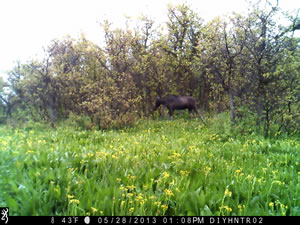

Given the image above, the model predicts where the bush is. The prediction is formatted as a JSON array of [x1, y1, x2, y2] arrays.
[[79, 72, 141, 129], [207, 112, 232, 136], [63, 113, 95, 130]]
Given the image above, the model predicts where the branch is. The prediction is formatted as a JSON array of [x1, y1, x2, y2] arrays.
[[0, 95, 8, 105]]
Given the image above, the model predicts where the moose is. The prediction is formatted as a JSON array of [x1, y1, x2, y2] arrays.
[[154, 95, 206, 124]]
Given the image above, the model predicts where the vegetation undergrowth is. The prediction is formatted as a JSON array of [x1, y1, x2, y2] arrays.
[[0, 113, 299, 216]]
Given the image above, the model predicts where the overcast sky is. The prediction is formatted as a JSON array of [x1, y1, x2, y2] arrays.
[[0, 0, 299, 79]]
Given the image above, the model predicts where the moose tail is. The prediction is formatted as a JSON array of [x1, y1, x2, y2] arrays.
[[196, 109, 206, 126]]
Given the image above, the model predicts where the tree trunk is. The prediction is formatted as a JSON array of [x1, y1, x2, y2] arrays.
[[264, 106, 270, 137], [49, 94, 57, 128], [256, 81, 264, 126], [6, 104, 12, 118], [228, 90, 235, 124]]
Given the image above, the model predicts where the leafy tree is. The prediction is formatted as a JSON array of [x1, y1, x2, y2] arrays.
[[234, 0, 300, 135], [4, 1, 299, 134], [196, 16, 247, 123]]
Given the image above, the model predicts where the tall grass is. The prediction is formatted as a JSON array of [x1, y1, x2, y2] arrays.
[[0, 114, 299, 215]]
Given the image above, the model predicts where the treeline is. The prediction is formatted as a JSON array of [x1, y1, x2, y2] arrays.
[[0, 1, 299, 136]]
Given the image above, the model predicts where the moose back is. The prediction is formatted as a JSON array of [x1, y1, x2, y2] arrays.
[[154, 95, 205, 124]]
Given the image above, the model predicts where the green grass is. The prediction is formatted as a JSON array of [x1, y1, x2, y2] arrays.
[[0, 115, 299, 216]]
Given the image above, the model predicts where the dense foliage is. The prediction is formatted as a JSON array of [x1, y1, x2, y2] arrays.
[[0, 1, 299, 136]]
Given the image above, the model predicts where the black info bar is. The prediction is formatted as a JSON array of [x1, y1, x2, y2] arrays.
[[2, 216, 296, 225]]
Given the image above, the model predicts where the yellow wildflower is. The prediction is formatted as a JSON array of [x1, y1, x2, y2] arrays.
[[129, 207, 134, 213], [126, 185, 136, 190], [273, 180, 282, 185], [180, 170, 190, 176], [135, 195, 143, 202], [119, 186, 125, 191], [204, 166, 211, 174], [69, 199, 80, 204], [257, 178, 263, 184], [173, 152, 181, 158], [238, 205, 245, 212], [86, 152, 94, 158], [224, 189, 232, 197], [130, 175, 136, 180], [120, 201, 125, 207], [161, 204, 168, 211], [154, 201, 161, 206], [91, 207, 98, 213], [235, 169, 241, 175], [149, 196, 156, 200], [220, 205, 232, 212], [67, 194, 75, 199], [164, 189, 174, 197], [163, 171, 170, 179]]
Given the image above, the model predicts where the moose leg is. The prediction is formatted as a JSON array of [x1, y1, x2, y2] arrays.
[[188, 108, 194, 118], [168, 108, 174, 120]]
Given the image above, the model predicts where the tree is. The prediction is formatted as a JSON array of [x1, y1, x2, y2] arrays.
[[196, 16, 247, 123], [0, 77, 14, 118], [235, 0, 300, 135], [4, 1, 299, 134], [164, 4, 204, 96]]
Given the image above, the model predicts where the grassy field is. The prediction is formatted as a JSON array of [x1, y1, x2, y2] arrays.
[[0, 114, 299, 216]]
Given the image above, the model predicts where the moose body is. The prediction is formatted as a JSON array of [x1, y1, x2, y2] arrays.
[[154, 95, 205, 124]]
